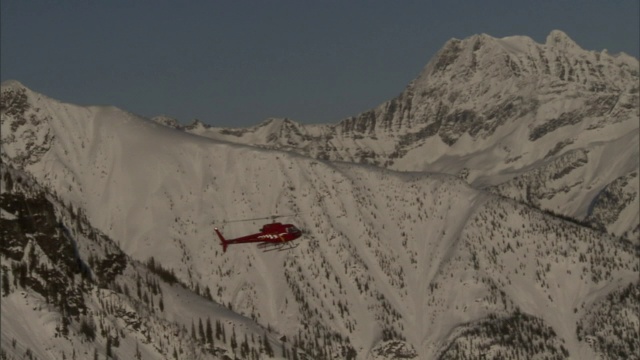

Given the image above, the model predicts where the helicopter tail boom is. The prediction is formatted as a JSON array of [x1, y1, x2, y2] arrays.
[[214, 228, 229, 253]]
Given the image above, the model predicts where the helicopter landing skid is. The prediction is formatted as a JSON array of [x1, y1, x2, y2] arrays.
[[257, 242, 299, 252]]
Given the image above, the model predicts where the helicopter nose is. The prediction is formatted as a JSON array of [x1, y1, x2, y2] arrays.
[[289, 226, 301, 235]]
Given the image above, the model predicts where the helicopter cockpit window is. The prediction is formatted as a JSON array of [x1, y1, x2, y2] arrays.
[[287, 227, 299, 233]]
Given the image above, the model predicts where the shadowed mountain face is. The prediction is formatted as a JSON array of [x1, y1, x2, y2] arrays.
[[2, 30, 639, 360], [183, 30, 639, 240], [1, 165, 297, 360]]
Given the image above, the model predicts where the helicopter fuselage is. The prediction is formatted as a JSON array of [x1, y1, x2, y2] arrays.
[[215, 222, 302, 252]]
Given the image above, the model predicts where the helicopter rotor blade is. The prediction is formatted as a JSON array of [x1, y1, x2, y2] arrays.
[[220, 213, 301, 225], [224, 216, 273, 224]]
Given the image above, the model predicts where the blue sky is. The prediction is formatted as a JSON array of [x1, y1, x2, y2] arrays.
[[2, 1, 638, 127]]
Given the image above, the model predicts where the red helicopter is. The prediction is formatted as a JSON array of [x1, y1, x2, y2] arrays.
[[214, 215, 302, 252]]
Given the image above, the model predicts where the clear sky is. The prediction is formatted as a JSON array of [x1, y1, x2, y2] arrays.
[[2, 1, 638, 127]]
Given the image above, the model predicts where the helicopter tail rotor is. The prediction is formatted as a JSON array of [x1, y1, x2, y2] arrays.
[[214, 227, 229, 253]]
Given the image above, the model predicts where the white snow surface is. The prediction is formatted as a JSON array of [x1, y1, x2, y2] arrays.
[[2, 76, 638, 359]]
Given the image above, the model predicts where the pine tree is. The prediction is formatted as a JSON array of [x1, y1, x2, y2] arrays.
[[206, 317, 213, 345], [2, 271, 10, 295], [230, 327, 237, 351], [135, 342, 142, 360], [198, 318, 205, 343], [106, 337, 112, 358], [18, 262, 27, 288], [241, 334, 249, 358], [215, 320, 222, 340], [60, 310, 69, 336], [222, 323, 226, 343], [263, 332, 274, 357], [220, 323, 227, 343]]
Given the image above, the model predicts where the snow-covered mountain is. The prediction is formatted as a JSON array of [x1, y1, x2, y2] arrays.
[[1, 165, 289, 360], [2, 30, 639, 360], [184, 30, 639, 240]]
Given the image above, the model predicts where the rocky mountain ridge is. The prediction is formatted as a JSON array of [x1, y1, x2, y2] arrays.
[[176, 30, 639, 240], [2, 70, 639, 359]]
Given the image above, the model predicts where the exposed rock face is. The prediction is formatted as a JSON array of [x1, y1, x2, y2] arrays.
[[437, 312, 570, 360], [585, 171, 639, 238], [1, 182, 89, 317], [0, 83, 54, 169], [371, 340, 418, 359]]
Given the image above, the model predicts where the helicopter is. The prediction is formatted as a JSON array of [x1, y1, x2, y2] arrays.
[[214, 214, 303, 252]]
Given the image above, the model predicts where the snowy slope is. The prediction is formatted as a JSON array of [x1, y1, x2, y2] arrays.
[[2, 80, 639, 359], [181, 30, 639, 239], [0, 165, 294, 360]]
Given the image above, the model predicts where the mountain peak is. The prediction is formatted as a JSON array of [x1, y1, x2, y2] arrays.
[[0, 80, 30, 95], [184, 118, 210, 131], [151, 115, 182, 129], [545, 29, 580, 50], [0, 79, 26, 90]]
